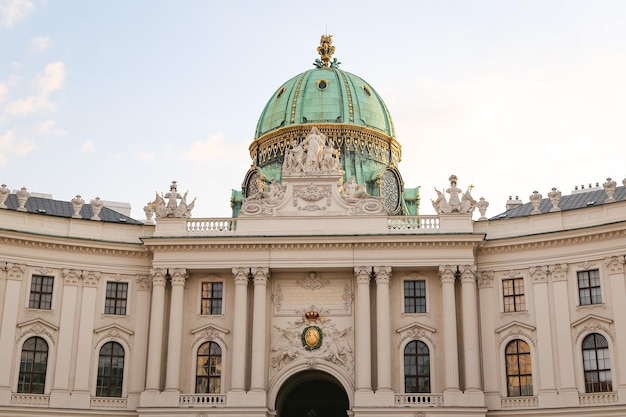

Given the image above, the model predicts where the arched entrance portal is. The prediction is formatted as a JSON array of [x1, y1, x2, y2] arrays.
[[276, 370, 349, 417]]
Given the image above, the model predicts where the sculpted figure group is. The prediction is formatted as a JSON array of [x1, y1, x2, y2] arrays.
[[150, 181, 196, 218], [283, 127, 341, 175], [431, 175, 477, 214]]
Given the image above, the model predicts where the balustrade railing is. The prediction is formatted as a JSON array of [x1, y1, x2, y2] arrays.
[[180, 394, 227, 407], [10, 393, 50, 407], [187, 218, 237, 233], [500, 396, 538, 408], [394, 394, 444, 406], [579, 392, 618, 406], [90, 397, 128, 408], [387, 215, 440, 230]]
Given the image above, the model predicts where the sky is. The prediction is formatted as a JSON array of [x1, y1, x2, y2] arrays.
[[1, 0, 625, 220]]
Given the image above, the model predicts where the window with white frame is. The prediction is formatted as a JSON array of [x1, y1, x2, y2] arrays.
[[28, 275, 54, 310], [404, 280, 426, 313], [17, 336, 48, 394], [196, 341, 222, 393], [404, 340, 430, 393], [502, 278, 525, 312], [105, 282, 128, 315], [505, 339, 533, 397], [201, 282, 223, 315], [582, 333, 612, 393], [577, 269, 602, 306]]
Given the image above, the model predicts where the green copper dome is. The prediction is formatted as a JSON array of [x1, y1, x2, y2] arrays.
[[255, 67, 395, 139]]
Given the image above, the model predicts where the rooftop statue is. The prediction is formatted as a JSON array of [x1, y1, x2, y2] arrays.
[[431, 175, 477, 215], [151, 181, 196, 218]]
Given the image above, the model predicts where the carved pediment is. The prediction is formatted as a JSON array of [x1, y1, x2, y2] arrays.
[[396, 322, 437, 348], [189, 323, 230, 348], [93, 324, 134, 349], [495, 321, 537, 347], [16, 318, 59, 343], [572, 314, 614, 342]]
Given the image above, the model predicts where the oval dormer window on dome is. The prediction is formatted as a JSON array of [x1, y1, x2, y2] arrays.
[[362, 85, 371, 96], [276, 87, 285, 99], [317, 79, 328, 90]]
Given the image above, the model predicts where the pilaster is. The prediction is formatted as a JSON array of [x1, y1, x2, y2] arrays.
[[478, 270, 499, 409], [0, 263, 25, 403], [250, 267, 269, 397], [165, 268, 187, 392], [229, 267, 249, 393], [143, 268, 167, 392], [439, 265, 460, 393], [529, 266, 557, 406], [605, 256, 626, 400], [460, 265, 482, 395], [374, 266, 392, 395], [354, 266, 372, 393]]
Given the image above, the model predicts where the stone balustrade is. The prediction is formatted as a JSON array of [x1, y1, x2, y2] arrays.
[[10, 393, 50, 407], [394, 394, 444, 407], [387, 215, 440, 230], [579, 392, 619, 406], [179, 394, 227, 407], [90, 397, 128, 408], [500, 396, 538, 408]]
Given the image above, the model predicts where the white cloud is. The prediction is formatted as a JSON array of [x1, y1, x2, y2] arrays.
[[0, 83, 7, 104], [7, 95, 53, 115], [0, 130, 36, 166], [30, 36, 51, 52], [38, 119, 67, 136], [0, 0, 34, 27], [82, 140, 94, 152], [137, 151, 155, 161], [178, 132, 226, 163], [38, 62, 65, 95], [6, 62, 65, 116]]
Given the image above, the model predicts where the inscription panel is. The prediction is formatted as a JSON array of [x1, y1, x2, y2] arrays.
[[272, 273, 353, 316]]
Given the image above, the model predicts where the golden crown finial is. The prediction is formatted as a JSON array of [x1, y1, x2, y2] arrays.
[[317, 34, 335, 67]]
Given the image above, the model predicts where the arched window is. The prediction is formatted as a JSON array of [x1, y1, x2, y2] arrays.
[[96, 341, 125, 397], [582, 333, 612, 393], [17, 336, 48, 394], [505, 339, 533, 396], [404, 340, 430, 393], [196, 341, 222, 393]]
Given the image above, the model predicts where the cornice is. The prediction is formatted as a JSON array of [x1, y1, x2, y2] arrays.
[[477, 227, 626, 255], [142, 238, 481, 252], [0, 233, 149, 258]]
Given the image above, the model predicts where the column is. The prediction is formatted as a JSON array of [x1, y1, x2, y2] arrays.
[[144, 268, 167, 391], [250, 267, 269, 392], [52, 269, 81, 393], [354, 266, 372, 392], [374, 266, 392, 392], [439, 265, 460, 392], [460, 265, 481, 391], [230, 267, 249, 392], [529, 266, 556, 397], [605, 256, 626, 396], [0, 264, 25, 401], [165, 268, 187, 391], [73, 272, 100, 394]]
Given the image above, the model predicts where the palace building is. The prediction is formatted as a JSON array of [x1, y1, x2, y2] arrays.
[[1, 36, 626, 417]]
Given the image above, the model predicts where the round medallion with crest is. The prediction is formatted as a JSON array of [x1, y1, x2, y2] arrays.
[[302, 326, 323, 351]]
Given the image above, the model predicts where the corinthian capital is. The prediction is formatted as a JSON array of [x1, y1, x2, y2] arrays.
[[373, 266, 391, 284], [354, 266, 371, 284], [439, 265, 456, 284]]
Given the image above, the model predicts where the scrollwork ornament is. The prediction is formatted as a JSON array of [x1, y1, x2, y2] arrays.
[[529, 266, 548, 283], [478, 270, 495, 288], [604, 256, 625, 274], [549, 264, 568, 281]]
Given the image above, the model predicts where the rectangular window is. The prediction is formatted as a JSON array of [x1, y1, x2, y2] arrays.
[[105, 282, 128, 315], [578, 269, 602, 306], [28, 275, 54, 310], [201, 282, 223, 315], [404, 280, 426, 313], [502, 278, 525, 312]]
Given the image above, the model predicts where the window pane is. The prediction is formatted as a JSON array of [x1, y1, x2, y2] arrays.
[[18, 337, 48, 394]]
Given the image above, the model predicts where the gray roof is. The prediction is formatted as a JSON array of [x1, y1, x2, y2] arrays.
[[2, 194, 144, 225], [490, 186, 626, 220]]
